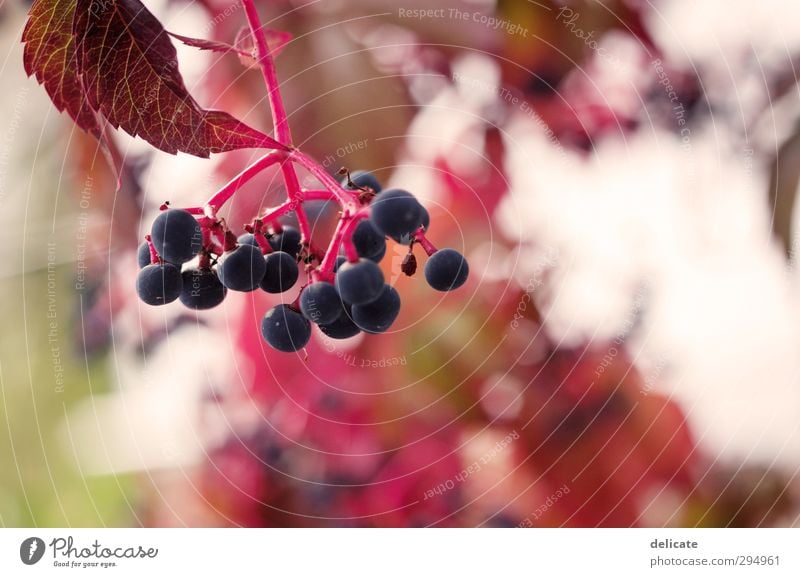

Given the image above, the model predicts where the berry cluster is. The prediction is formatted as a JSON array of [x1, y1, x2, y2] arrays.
[[136, 171, 469, 353]]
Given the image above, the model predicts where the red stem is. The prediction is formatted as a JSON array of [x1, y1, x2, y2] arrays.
[[205, 151, 285, 213], [199, 219, 214, 253], [145, 234, 159, 264], [279, 161, 313, 241], [260, 200, 295, 223], [316, 209, 370, 281], [290, 150, 359, 208], [302, 189, 340, 201], [316, 219, 348, 282], [191, 1, 381, 279], [160, 205, 205, 215], [255, 233, 273, 255], [342, 236, 360, 262], [241, 0, 291, 144], [413, 229, 438, 256], [240, 1, 318, 246]]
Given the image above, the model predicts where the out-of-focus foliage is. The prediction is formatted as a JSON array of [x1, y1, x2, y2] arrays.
[[4, 0, 800, 527]]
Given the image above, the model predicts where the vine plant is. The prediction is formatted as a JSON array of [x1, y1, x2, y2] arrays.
[[22, 0, 469, 353]]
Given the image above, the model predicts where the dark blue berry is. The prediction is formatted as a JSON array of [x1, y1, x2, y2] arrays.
[[318, 305, 361, 339], [335, 258, 384, 304], [137, 241, 152, 268], [260, 251, 299, 294], [370, 189, 423, 241], [179, 268, 227, 310], [389, 205, 429, 244], [334, 255, 347, 272], [370, 242, 387, 263], [268, 226, 302, 258], [217, 244, 267, 292], [424, 248, 469, 291], [300, 282, 342, 325], [352, 285, 401, 333], [237, 233, 258, 247], [136, 263, 182, 306], [352, 220, 386, 261], [261, 304, 311, 352], [150, 209, 202, 265]]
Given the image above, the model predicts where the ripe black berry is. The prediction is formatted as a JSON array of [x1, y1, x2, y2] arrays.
[[335, 258, 385, 304], [137, 263, 182, 305], [237, 232, 258, 247], [352, 284, 400, 333], [299, 282, 342, 325], [150, 209, 202, 265], [179, 268, 227, 310], [389, 206, 429, 244], [424, 248, 469, 291], [318, 305, 361, 340], [217, 244, 267, 292], [260, 251, 299, 293], [137, 241, 152, 268], [268, 226, 302, 258], [352, 220, 386, 262], [261, 304, 311, 352], [370, 189, 423, 240]]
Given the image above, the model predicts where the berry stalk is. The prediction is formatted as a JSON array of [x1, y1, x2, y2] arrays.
[[290, 150, 359, 208], [241, 0, 291, 145], [241, 0, 317, 246], [205, 150, 286, 213], [301, 189, 341, 202], [413, 228, 438, 256], [145, 234, 159, 264], [315, 209, 370, 280]]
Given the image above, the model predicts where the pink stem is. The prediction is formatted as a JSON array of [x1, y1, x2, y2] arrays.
[[413, 229, 438, 256], [260, 200, 295, 223], [145, 234, 160, 264], [205, 151, 285, 212], [302, 189, 340, 201], [342, 236, 360, 262], [289, 150, 359, 208], [248, 220, 273, 254], [239, 2, 316, 245], [279, 161, 313, 241], [241, 0, 291, 144], [316, 220, 348, 282], [159, 204, 205, 215], [316, 209, 370, 281], [198, 216, 225, 255], [255, 232, 273, 255], [205, 1, 372, 272], [200, 219, 214, 252]]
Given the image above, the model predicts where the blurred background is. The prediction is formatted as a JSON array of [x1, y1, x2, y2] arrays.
[[1, 0, 800, 527]]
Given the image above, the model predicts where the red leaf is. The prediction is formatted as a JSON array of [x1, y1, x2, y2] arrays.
[[168, 32, 251, 59], [72, 0, 286, 157], [22, 0, 101, 138], [169, 28, 292, 69]]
